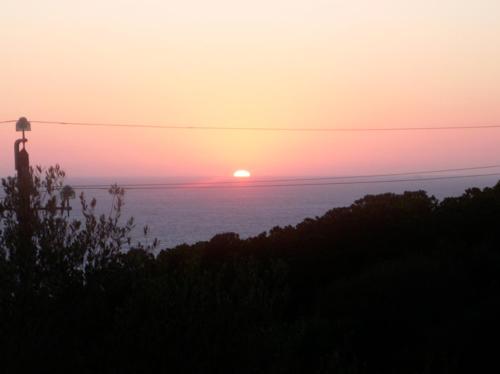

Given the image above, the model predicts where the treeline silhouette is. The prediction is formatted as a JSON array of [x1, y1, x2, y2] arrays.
[[2, 166, 500, 373]]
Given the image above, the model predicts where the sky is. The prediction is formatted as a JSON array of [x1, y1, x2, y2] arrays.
[[1, 0, 500, 178]]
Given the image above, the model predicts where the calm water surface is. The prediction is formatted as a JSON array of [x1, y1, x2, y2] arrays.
[[62, 175, 500, 250]]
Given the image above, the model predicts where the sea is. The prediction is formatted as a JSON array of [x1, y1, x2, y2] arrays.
[[56, 174, 500, 251]]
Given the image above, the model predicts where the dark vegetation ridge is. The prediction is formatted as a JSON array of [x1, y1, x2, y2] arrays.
[[2, 166, 500, 373]]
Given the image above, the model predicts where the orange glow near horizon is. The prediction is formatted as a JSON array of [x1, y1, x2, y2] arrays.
[[1, 1, 500, 178]]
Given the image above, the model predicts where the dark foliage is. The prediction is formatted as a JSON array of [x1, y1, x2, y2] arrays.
[[2, 167, 500, 373]]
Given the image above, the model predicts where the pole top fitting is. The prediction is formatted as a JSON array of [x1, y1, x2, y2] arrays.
[[16, 117, 31, 132]]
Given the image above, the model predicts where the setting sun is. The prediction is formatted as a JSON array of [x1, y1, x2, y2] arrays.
[[233, 169, 251, 178]]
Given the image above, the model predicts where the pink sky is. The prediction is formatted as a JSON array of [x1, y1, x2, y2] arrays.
[[1, 0, 500, 177]]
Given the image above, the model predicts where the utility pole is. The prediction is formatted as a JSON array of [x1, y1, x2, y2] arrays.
[[13, 117, 34, 283], [14, 117, 32, 235]]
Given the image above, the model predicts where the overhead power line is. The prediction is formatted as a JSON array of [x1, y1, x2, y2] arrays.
[[66, 172, 500, 191], [3, 119, 500, 131], [67, 164, 500, 189], [10, 120, 500, 132]]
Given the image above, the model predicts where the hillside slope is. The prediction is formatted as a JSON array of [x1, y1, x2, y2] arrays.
[[2, 180, 500, 373]]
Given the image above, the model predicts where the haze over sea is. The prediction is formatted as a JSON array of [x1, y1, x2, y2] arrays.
[[65, 175, 500, 250]]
